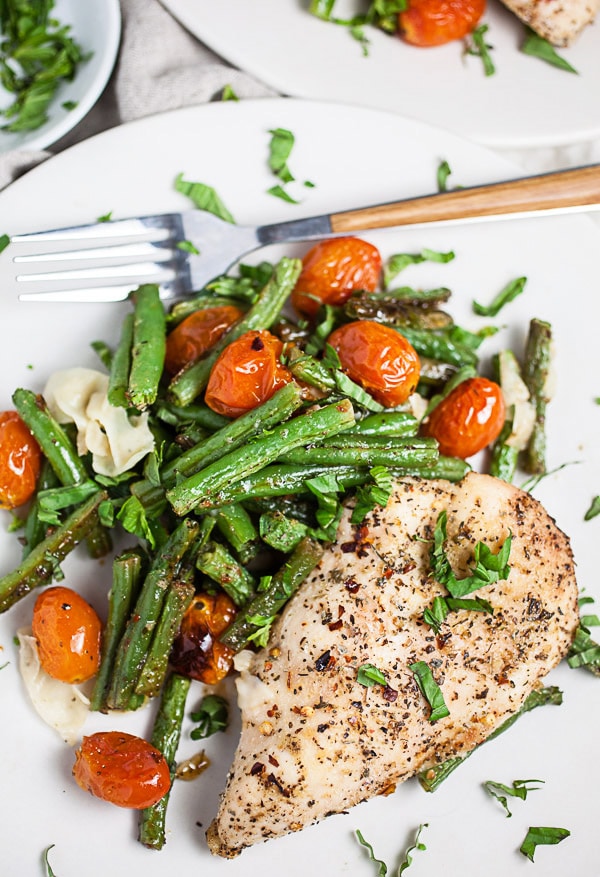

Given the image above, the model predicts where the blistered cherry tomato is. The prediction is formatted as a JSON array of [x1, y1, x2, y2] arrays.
[[73, 731, 171, 809], [0, 410, 42, 510], [204, 329, 293, 418], [170, 592, 236, 685], [398, 0, 486, 46], [327, 320, 421, 407], [31, 586, 102, 683], [164, 305, 243, 375], [291, 237, 382, 320], [422, 376, 505, 458]]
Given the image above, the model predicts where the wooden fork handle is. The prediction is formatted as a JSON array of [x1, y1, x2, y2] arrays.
[[329, 164, 600, 232]]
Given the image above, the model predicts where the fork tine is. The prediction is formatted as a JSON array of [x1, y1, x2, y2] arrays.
[[11, 216, 175, 243], [13, 240, 174, 264], [17, 284, 160, 303], [16, 260, 178, 284]]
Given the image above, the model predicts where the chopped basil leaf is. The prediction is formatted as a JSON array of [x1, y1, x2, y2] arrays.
[[0, 233, 9, 253], [266, 184, 299, 204], [355, 830, 388, 877], [521, 29, 578, 74], [584, 495, 600, 521], [398, 823, 427, 874], [357, 662, 387, 687], [429, 510, 511, 599], [0, 2, 88, 133], [220, 84, 239, 101], [465, 24, 496, 76], [356, 823, 427, 876], [174, 173, 235, 224], [384, 248, 455, 287], [423, 594, 493, 632], [116, 495, 157, 549], [97, 211, 113, 223], [177, 240, 200, 255], [581, 614, 600, 627], [190, 694, 229, 740], [519, 826, 570, 861], [356, 664, 387, 688], [37, 481, 99, 525], [567, 624, 600, 675], [305, 304, 337, 355], [473, 276, 527, 317], [268, 127, 296, 184], [484, 778, 544, 817], [351, 466, 393, 524], [437, 160, 452, 192], [410, 660, 449, 722], [43, 845, 58, 877]]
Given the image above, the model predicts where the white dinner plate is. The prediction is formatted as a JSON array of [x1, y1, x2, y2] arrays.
[[0, 98, 598, 876], [0, 0, 121, 154], [158, 0, 600, 151]]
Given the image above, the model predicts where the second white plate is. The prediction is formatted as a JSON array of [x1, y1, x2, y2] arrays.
[[158, 0, 600, 150]]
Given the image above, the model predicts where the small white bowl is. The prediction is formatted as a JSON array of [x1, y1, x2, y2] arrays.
[[0, 0, 121, 154]]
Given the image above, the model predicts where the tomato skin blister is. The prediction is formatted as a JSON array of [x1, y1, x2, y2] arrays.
[[398, 0, 486, 46], [422, 376, 506, 458], [31, 586, 103, 684], [73, 731, 171, 809], [291, 237, 382, 320], [205, 329, 293, 418], [0, 410, 42, 510], [170, 592, 237, 685], [328, 320, 421, 408]]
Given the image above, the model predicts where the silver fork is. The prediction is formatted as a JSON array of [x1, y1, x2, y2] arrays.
[[11, 164, 600, 302]]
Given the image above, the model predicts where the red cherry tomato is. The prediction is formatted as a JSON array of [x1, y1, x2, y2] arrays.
[[204, 329, 293, 418], [398, 0, 486, 46], [73, 731, 171, 809], [170, 592, 236, 685], [327, 320, 421, 407], [422, 376, 505, 458], [164, 305, 243, 375], [291, 237, 382, 320], [31, 586, 102, 683], [0, 410, 42, 510]]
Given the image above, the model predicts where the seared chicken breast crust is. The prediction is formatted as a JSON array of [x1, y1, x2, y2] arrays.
[[208, 472, 578, 857]]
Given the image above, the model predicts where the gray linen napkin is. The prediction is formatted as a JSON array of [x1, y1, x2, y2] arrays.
[[0, 0, 277, 191]]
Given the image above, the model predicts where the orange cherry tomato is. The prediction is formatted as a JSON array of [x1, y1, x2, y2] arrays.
[[291, 237, 382, 320], [31, 586, 102, 684], [204, 329, 293, 418], [170, 592, 236, 685], [0, 410, 42, 510], [73, 731, 171, 809], [422, 376, 505, 458], [164, 305, 243, 375], [398, 0, 486, 46], [327, 320, 421, 407]]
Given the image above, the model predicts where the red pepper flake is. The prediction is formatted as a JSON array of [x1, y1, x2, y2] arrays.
[[344, 578, 360, 594], [251, 335, 265, 351], [250, 762, 265, 776], [328, 619, 343, 631], [268, 754, 280, 767], [382, 685, 398, 702]]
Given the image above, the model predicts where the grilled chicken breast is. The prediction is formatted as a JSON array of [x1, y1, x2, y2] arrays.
[[499, 0, 599, 46], [207, 472, 578, 858]]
